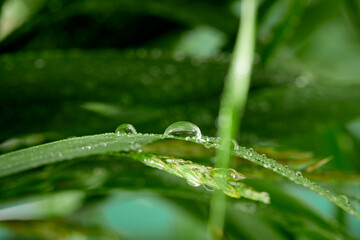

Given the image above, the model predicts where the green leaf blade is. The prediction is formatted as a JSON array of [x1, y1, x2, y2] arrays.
[[0, 133, 161, 178]]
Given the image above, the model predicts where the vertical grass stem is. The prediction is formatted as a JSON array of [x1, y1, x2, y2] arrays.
[[208, 0, 257, 238]]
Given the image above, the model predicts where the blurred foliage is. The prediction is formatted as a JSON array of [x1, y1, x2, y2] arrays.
[[1, 0, 360, 239]]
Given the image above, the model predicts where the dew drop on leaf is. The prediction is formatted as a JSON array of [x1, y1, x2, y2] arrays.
[[186, 179, 201, 187], [164, 121, 201, 139], [295, 171, 302, 177], [338, 194, 349, 205], [115, 124, 137, 136], [229, 169, 245, 181], [231, 139, 239, 151]]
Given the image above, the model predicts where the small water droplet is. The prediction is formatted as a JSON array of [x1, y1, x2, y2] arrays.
[[260, 192, 270, 203], [115, 124, 137, 136], [229, 169, 245, 181], [337, 194, 349, 205], [186, 179, 201, 187], [164, 121, 201, 139], [295, 171, 302, 177], [349, 205, 357, 213], [204, 141, 213, 148], [231, 139, 239, 151], [86, 146, 91, 150]]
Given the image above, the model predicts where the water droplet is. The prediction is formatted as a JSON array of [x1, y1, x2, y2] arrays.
[[260, 192, 270, 203], [115, 124, 137, 136], [210, 168, 245, 181], [349, 205, 357, 213], [337, 194, 349, 205], [295, 171, 302, 177], [247, 149, 253, 156], [229, 169, 245, 181], [231, 139, 239, 151], [150, 159, 166, 170], [204, 141, 213, 148], [186, 179, 201, 187], [164, 121, 201, 139]]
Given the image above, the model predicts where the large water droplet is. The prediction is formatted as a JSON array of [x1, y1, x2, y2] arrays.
[[164, 121, 201, 139], [295, 171, 302, 177], [115, 124, 137, 136]]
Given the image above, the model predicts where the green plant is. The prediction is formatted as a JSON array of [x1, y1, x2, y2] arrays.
[[0, 0, 360, 239]]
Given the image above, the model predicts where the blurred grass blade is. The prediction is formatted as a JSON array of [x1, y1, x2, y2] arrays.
[[343, 0, 360, 40], [2, 51, 360, 143], [258, 0, 306, 64], [210, 0, 257, 237], [242, 84, 360, 140]]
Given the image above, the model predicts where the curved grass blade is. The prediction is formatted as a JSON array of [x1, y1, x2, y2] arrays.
[[0, 133, 269, 204], [193, 137, 360, 219], [258, 0, 306, 64], [0, 133, 161, 178], [0, 133, 359, 219]]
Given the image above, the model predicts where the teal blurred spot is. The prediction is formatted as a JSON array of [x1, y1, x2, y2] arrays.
[[102, 192, 178, 240]]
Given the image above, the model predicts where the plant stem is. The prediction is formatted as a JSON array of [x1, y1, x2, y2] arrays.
[[208, 0, 257, 238]]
